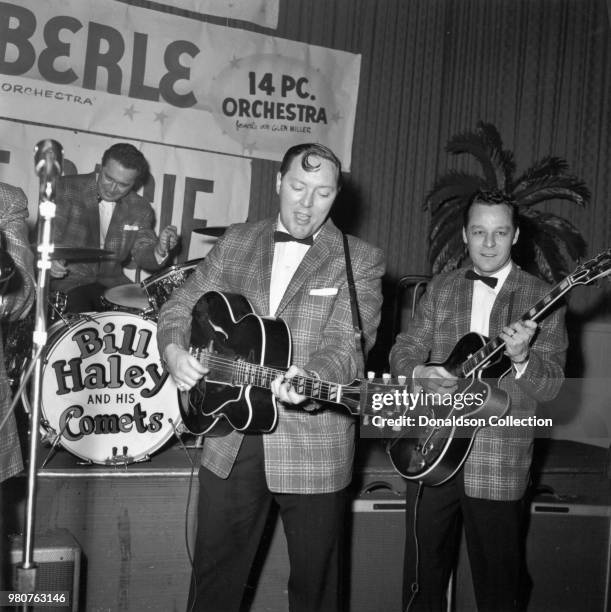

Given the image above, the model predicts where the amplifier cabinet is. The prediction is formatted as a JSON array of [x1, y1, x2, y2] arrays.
[[250, 441, 407, 611], [454, 497, 611, 612], [8, 529, 81, 612], [349, 496, 406, 612], [249, 492, 407, 612]]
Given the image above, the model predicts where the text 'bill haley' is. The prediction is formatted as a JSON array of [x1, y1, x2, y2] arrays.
[[50, 322, 167, 397]]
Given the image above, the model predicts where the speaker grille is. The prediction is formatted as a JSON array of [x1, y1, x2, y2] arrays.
[[9, 529, 81, 612]]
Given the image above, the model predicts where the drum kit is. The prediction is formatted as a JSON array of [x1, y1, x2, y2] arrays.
[[29, 245, 211, 466]]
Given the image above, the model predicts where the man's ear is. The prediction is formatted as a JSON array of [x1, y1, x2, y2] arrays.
[[512, 227, 520, 245], [462, 227, 467, 244], [275, 172, 282, 195]]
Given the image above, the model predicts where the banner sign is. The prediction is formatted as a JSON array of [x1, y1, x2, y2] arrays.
[[0, 0, 361, 168], [153, 0, 279, 29], [0, 120, 251, 263]]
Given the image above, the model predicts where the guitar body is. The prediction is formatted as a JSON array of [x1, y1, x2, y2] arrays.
[[179, 291, 291, 435], [387, 332, 511, 486]]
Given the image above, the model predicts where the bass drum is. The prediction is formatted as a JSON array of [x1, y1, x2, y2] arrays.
[[40, 312, 181, 465]]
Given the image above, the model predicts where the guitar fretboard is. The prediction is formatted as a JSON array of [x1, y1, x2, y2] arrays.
[[461, 276, 572, 377], [189, 346, 343, 403]]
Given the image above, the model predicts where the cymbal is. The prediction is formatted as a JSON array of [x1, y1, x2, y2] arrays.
[[192, 226, 227, 237], [49, 247, 114, 261]]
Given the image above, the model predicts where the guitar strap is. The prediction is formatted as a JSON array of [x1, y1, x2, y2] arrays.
[[342, 233, 366, 374]]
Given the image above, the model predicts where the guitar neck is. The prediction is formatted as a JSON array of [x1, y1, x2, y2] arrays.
[[462, 275, 573, 377], [190, 346, 346, 404]]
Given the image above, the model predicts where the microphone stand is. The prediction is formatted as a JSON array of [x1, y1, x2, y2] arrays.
[[16, 140, 63, 607]]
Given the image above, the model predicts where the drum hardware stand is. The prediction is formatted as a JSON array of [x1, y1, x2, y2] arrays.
[[0, 348, 43, 435], [105, 446, 135, 467], [47, 290, 67, 323], [16, 140, 63, 608], [38, 413, 76, 469]]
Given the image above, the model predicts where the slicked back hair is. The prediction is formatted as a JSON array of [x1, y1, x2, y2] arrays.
[[279, 143, 342, 190], [463, 189, 519, 230], [101, 143, 150, 188]]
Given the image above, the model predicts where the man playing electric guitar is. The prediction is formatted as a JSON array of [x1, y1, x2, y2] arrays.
[[157, 143, 384, 612], [390, 189, 567, 612]]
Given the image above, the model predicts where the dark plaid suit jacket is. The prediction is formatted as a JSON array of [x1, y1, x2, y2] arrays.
[[390, 265, 567, 500], [51, 172, 163, 291], [157, 217, 385, 493], [0, 182, 35, 482]]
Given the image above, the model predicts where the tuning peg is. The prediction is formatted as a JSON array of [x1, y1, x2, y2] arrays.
[[382, 373, 391, 384], [367, 371, 375, 380], [398, 375, 407, 386]]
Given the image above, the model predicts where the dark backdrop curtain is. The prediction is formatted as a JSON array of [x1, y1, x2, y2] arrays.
[[125, 0, 611, 323]]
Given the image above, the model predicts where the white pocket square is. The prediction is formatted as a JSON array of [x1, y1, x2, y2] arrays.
[[123, 224, 139, 231], [309, 287, 338, 296]]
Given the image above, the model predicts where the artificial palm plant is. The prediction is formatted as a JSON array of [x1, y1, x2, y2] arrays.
[[426, 121, 590, 283]]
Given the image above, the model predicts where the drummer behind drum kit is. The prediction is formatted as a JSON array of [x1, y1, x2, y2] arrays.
[[34, 246, 207, 467]]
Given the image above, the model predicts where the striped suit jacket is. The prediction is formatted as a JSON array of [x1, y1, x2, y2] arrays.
[[50, 172, 163, 292], [0, 182, 35, 482], [389, 265, 567, 500], [157, 217, 385, 493]]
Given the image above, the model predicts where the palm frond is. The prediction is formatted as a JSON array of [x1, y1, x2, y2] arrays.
[[446, 126, 508, 189], [431, 234, 467, 275], [424, 172, 486, 214], [515, 211, 586, 282], [513, 181, 590, 209], [422, 122, 589, 283], [445, 121, 516, 189], [520, 210, 587, 261], [511, 156, 569, 190], [514, 225, 563, 282], [429, 203, 465, 244], [429, 210, 465, 260], [476, 121, 517, 187]]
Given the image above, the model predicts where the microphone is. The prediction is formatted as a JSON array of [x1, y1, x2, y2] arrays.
[[34, 139, 63, 189]]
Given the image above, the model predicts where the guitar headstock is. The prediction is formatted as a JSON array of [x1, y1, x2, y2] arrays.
[[357, 373, 410, 416], [571, 248, 611, 286], [340, 373, 409, 417]]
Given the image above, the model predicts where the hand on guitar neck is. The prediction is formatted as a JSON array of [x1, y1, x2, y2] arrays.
[[270, 364, 309, 405], [500, 319, 537, 365], [165, 341, 310, 406], [412, 318, 537, 394]]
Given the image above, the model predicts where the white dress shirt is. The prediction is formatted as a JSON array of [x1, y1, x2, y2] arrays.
[[98, 199, 116, 248], [269, 218, 317, 316], [469, 261, 527, 375]]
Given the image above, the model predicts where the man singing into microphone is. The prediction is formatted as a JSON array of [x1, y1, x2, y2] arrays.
[[0, 181, 35, 483], [49, 142, 178, 312]]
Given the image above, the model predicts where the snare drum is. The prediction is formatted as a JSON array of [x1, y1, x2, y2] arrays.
[[101, 284, 151, 315], [141, 259, 202, 312], [41, 312, 180, 464]]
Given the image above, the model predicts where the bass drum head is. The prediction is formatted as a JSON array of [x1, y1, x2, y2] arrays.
[[41, 312, 180, 464]]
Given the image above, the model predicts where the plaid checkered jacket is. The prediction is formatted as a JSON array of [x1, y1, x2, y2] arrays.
[[390, 265, 567, 500], [0, 182, 35, 482], [156, 218, 385, 493], [50, 172, 163, 291]]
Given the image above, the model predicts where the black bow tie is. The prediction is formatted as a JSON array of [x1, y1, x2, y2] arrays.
[[465, 269, 498, 289], [273, 231, 313, 246]]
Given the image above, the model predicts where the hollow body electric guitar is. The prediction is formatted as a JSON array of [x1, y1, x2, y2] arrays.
[[179, 290, 402, 435], [387, 249, 611, 486]]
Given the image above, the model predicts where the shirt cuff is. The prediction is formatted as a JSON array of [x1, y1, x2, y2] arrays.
[[513, 360, 529, 378], [154, 249, 168, 264]]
